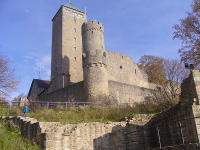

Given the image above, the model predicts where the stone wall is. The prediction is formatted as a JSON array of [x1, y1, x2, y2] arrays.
[[39, 81, 85, 102], [144, 103, 200, 149], [0, 116, 147, 150], [180, 70, 200, 104], [1, 116, 64, 150], [152, 144, 199, 150], [108, 80, 154, 103], [143, 70, 200, 150], [106, 50, 150, 89]]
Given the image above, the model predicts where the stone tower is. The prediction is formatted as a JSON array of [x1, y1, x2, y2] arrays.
[[50, 2, 86, 91], [82, 20, 109, 102]]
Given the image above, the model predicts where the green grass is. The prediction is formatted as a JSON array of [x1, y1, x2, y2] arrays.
[[28, 104, 158, 124], [0, 101, 165, 124], [0, 121, 40, 150], [0, 106, 20, 117]]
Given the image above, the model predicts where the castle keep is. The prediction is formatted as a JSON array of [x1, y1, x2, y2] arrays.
[[28, 2, 156, 103]]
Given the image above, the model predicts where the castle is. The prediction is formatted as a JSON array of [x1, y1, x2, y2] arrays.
[[28, 2, 156, 104]]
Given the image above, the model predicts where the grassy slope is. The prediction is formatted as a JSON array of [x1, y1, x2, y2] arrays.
[[28, 105, 157, 124], [0, 104, 159, 124], [0, 121, 40, 150]]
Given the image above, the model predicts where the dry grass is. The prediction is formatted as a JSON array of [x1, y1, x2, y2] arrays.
[[0, 101, 170, 124]]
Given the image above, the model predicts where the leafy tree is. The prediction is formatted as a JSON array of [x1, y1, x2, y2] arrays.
[[0, 55, 18, 97], [139, 55, 166, 85], [173, 0, 200, 68]]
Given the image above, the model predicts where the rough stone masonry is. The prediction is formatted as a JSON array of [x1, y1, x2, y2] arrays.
[[27, 2, 157, 104]]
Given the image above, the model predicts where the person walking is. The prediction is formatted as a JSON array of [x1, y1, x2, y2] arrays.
[[23, 103, 29, 117]]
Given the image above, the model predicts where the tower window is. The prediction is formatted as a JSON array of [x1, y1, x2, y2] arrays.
[[74, 37, 76, 42], [74, 57, 77, 61], [135, 69, 137, 74], [74, 28, 77, 33], [74, 47, 76, 51], [74, 16, 77, 23], [120, 66, 123, 69]]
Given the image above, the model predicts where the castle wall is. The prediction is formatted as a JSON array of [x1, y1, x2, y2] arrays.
[[181, 70, 200, 104], [145, 103, 200, 149], [108, 80, 153, 103], [39, 82, 85, 102], [106, 50, 150, 89]]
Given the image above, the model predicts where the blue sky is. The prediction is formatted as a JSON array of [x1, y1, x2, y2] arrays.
[[0, 0, 192, 99]]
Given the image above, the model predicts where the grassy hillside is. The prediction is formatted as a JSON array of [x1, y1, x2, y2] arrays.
[[0, 101, 165, 124], [28, 104, 159, 124], [0, 121, 40, 150]]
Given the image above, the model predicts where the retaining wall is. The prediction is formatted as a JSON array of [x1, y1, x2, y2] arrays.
[[0, 116, 146, 150]]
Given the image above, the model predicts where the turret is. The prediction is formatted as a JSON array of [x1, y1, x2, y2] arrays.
[[82, 20, 109, 103]]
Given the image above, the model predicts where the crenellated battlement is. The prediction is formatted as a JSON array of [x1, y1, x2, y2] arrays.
[[84, 20, 104, 32], [84, 27, 104, 32]]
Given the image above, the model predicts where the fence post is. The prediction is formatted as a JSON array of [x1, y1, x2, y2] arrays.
[[157, 126, 162, 149], [65, 102, 67, 109], [47, 102, 49, 109], [179, 121, 185, 145]]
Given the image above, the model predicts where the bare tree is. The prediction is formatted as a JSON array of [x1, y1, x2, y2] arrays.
[[153, 59, 189, 107], [173, 0, 200, 68], [0, 55, 18, 97]]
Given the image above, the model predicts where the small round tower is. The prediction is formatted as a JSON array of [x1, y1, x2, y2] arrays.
[[82, 20, 108, 103]]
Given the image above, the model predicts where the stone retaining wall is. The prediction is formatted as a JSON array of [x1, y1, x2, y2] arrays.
[[0, 116, 147, 150], [1, 110, 200, 150]]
